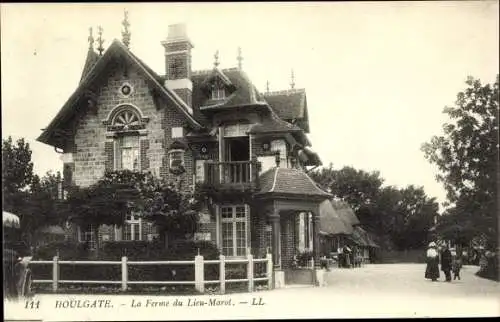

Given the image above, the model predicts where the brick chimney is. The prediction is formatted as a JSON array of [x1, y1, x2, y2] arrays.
[[161, 23, 193, 109]]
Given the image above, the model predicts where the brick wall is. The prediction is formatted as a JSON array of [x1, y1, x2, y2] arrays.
[[173, 88, 192, 108], [281, 215, 296, 268], [165, 52, 190, 80], [250, 206, 269, 258], [68, 58, 199, 245], [72, 60, 193, 188], [73, 62, 165, 187]]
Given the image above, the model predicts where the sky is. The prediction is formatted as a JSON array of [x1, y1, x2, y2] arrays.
[[1, 2, 499, 211]]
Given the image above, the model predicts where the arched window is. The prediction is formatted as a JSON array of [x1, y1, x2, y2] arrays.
[[103, 104, 149, 132], [103, 105, 149, 171], [111, 107, 141, 131]]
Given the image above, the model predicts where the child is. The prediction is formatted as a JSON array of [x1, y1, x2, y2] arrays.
[[451, 249, 462, 280]]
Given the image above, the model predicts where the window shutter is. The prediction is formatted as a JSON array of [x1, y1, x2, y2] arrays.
[[105, 141, 115, 172], [140, 139, 150, 171]]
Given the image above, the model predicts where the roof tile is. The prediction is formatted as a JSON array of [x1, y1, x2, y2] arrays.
[[258, 167, 331, 198]]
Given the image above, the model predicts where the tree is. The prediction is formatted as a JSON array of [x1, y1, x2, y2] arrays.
[[63, 170, 205, 251], [2, 136, 64, 244], [2, 136, 34, 194], [311, 164, 384, 212], [392, 185, 439, 250], [311, 165, 439, 250], [422, 75, 499, 248], [19, 171, 64, 242]]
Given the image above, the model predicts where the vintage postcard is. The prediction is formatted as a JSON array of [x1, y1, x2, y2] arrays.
[[2, 2, 499, 321]]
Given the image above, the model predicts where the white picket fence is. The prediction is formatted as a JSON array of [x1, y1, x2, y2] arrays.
[[29, 253, 273, 294]]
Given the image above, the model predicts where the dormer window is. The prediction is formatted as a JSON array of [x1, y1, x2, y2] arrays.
[[211, 86, 225, 100]]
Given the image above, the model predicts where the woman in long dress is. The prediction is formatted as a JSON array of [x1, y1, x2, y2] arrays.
[[425, 242, 440, 281]]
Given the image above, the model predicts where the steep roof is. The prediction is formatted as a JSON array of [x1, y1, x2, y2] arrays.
[[330, 200, 361, 227], [38, 40, 202, 149], [349, 226, 380, 248], [248, 110, 303, 134], [319, 200, 353, 235], [79, 48, 100, 83], [193, 68, 268, 111], [263, 89, 310, 133], [257, 167, 332, 199]]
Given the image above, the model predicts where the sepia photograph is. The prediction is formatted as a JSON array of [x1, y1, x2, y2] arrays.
[[2, 2, 499, 320]]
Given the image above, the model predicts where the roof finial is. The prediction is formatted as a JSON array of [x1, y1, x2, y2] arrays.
[[237, 47, 243, 70], [290, 69, 295, 89], [122, 9, 131, 49], [266, 80, 270, 93], [214, 50, 220, 68], [88, 27, 95, 50], [96, 26, 105, 56]]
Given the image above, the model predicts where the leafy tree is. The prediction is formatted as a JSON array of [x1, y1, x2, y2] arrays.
[[422, 75, 499, 248], [64, 170, 205, 251], [2, 137, 63, 243], [2, 136, 34, 194], [18, 172, 64, 242], [392, 185, 438, 250], [311, 164, 383, 212], [311, 165, 439, 250]]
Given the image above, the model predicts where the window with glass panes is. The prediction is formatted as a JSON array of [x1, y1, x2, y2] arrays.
[[211, 87, 225, 100], [78, 224, 96, 250], [220, 205, 248, 257], [123, 213, 142, 241], [116, 135, 139, 171]]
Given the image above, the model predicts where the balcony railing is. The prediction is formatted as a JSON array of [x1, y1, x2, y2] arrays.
[[204, 160, 260, 189]]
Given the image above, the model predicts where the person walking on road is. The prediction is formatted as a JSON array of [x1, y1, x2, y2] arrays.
[[441, 245, 453, 282], [425, 242, 440, 281], [451, 249, 462, 280]]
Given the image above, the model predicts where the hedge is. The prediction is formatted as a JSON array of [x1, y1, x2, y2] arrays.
[[30, 240, 221, 283]]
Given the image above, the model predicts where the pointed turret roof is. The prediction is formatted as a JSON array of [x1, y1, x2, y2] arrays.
[[79, 48, 100, 84]]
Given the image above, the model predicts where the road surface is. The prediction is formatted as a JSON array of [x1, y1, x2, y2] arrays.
[[4, 264, 499, 320]]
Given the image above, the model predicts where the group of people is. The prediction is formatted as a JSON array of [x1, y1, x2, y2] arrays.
[[425, 242, 462, 282], [337, 246, 363, 268]]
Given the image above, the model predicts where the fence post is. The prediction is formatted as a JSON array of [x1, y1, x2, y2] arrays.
[[266, 252, 273, 290], [195, 255, 204, 294], [247, 253, 254, 292], [52, 256, 59, 292], [121, 256, 128, 292], [219, 255, 225, 294]]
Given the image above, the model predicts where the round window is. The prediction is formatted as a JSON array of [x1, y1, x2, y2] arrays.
[[120, 83, 133, 97]]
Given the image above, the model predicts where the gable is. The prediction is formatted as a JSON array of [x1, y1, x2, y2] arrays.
[[38, 40, 201, 149]]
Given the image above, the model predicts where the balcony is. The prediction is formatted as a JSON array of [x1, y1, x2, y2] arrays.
[[204, 160, 260, 191]]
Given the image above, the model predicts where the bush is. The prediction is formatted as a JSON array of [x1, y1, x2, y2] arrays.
[[476, 253, 499, 281], [297, 250, 313, 267], [31, 241, 91, 281], [32, 241, 89, 260], [30, 240, 221, 284]]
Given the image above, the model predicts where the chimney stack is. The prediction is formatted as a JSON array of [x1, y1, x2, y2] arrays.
[[161, 23, 193, 109]]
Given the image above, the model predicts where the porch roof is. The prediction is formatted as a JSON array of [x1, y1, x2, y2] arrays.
[[257, 167, 332, 199]]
